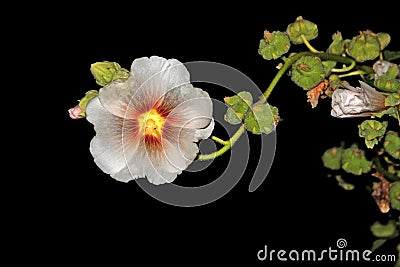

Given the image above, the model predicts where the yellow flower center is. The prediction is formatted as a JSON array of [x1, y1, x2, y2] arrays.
[[139, 109, 166, 138]]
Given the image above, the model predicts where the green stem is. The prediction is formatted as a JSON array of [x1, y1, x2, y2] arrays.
[[331, 60, 356, 73], [301, 35, 321, 53], [373, 156, 400, 181], [338, 70, 366, 78], [198, 52, 356, 160], [262, 52, 355, 101], [197, 125, 245, 161], [211, 136, 229, 145]]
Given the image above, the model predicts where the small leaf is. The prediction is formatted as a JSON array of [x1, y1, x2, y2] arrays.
[[374, 76, 400, 93], [371, 106, 399, 121], [373, 63, 400, 94], [322, 61, 337, 76], [286, 16, 318, 45], [224, 108, 242, 125], [322, 147, 343, 170], [389, 182, 400, 211], [370, 220, 398, 238], [223, 91, 253, 125], [243, 102, 276, 134], [381, 64, 400, 79], [377, 32, 391, 51], [291, 56, 325, 90], [346, 30, 380, 62], [341, 144, 372, 175], [358, 120, 388, 149], [258, 31, 291, 60], [383, 50, 400, 61], [384, 131, 400, 160], [385, 93, 400, 107], [327, 31, 345, 55]]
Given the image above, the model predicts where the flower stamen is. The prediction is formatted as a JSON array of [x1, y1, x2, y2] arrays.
[[139, 108, 166, 138]]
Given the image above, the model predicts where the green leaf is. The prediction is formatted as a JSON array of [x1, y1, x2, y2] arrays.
[[374, 61, 400, 80], [374, 64, 400, 93], [384, 131, 400, 160], [341, 144, 372, 175], [377, 32, 391, 51], [258, 31, 291, 60], [243, 102, 276, 134], [346, 31, 380, 62], [291, 56, 325, 90], [78, 90, 99, 117], [385, 93, 400, 107], [358, 120, 388, 149], [370, 220, 398, 238], [224, 108, 242, 125], [383, 50, 400, 61], [326, 31, 345, 55], [223, 91, 253, 125], [90, 61, 129, 86], [286, 16, 318, 45], [322, 147, 343, 170], [384, 64, 400, 79], [371, 106, 399, 122], [375, 76, 400, 93], [371, 239, 387, 252], [270, 105, 281, 125], [390, 182, 400, 211]]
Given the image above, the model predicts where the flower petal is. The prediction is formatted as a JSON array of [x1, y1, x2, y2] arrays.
[[112, 146, 177, 184], [164, 86, 213, 129], [125, 56, 191, 113], [86, 97, 140, 176], [195, 118, 215, 141], [139, 150, 180, 185], [97, 56, 191, 119], [331, 81, 386, 118], [112, 161, 144, 183], [331, 89, 365, 117], [144, 163, 179, 185], [161, 127, 200, 172], [96, 78, 133, 118]]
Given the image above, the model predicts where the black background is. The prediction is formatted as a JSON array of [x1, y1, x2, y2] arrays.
[[26, 2, 400, 266]]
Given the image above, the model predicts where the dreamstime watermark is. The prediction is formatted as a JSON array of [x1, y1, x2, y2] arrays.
[[257, 238, 397, 263], [134, 61, 277, 207]]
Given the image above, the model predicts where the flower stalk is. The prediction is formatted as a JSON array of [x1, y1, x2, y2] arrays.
[[197, 125, 245, 161]]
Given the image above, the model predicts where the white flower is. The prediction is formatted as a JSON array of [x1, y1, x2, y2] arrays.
[[85, 56, 214, 185], [331, 80, 386, 118]]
